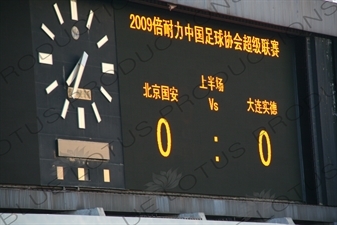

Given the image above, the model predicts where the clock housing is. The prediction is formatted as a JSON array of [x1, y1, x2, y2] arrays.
[[0, 0, 124, 188]]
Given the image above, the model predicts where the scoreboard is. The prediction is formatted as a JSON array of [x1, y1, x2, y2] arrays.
[[1, 0, 337, 214], [115, 1, 302, 200]]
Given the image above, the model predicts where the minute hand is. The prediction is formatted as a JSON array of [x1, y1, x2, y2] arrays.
[[72, 51, 89, 98]]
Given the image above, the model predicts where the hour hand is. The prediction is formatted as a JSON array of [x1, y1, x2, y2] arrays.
[[71, 52, 89, 98], [66, 58, 80, 86]]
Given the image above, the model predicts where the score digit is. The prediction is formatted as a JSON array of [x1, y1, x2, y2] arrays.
[[157, 118, 172, 157], [258, 130, 272, 166]]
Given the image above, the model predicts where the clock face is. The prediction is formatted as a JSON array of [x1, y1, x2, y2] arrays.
[[32, 0, 124, 188], [39, 0, 114, 129]]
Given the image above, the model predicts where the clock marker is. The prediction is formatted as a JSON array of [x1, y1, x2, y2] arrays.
[[102, 63, 114, 74], [72, 52, 89, 98], [45, 80, 58, 94], [92, 102, 102, 123], [78, 107, 85, 129], [86, 10, 94, 30], [97, 35, 108, 48], [53, 3, 64, 25], [70, 0, 78, 21], [66, 58, 81, 86], [61, 99, 70, 119], [38, 52, 53, 65], [41, 23, 55, 40], [100, 86, 112, 102]]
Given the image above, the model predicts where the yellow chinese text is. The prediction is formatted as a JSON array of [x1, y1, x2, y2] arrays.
[[130, 13, 280, 58], [199, 75, 224, 92], [247, 98, 278, 115], [143, 82, 178, 102]]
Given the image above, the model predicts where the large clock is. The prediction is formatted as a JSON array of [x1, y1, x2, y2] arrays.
[[39, 0, 114, 129], [32, 0, 124, 188]]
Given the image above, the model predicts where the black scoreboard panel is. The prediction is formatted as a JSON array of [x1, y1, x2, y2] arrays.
[[115, 2, 302, 200]]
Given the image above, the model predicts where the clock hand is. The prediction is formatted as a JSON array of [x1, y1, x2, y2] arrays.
[[72, 51, 88, 98], [66, 58, 80, 86]]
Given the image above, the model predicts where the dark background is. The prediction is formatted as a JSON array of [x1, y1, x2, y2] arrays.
[[0, 0, 40, 185]]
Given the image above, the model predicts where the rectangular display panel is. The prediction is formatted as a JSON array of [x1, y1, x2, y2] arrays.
[[115, 1, 302, 201]]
